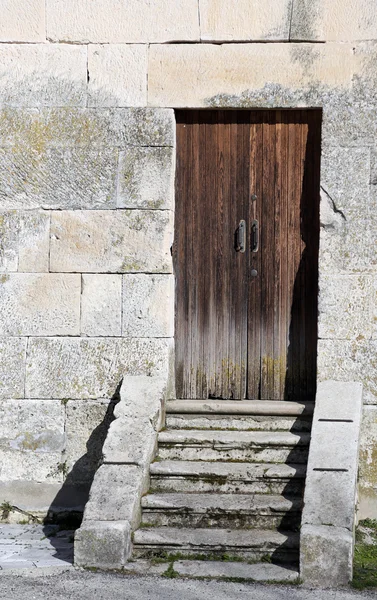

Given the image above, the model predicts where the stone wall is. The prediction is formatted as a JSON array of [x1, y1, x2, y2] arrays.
[[0, 0, 377, 518]]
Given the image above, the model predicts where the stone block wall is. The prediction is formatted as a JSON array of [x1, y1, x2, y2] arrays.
[[0, 0, 377, 518]]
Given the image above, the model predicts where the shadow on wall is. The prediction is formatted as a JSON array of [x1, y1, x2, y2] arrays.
[[42, 381, 122, 561]]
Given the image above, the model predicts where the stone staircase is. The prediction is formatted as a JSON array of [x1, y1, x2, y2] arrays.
[[133, 400, 313, 579]]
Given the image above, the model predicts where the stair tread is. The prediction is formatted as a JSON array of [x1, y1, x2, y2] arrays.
[[158, 429, 310, 446], [167, 400, 314, 416], [142, 492, 301, 512], [150, 460, 306, 479], [134, 527, 299, 549], [173, 559, 299, 582]]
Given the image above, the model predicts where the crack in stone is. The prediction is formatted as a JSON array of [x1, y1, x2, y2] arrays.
[[320, 186, 347, 221]]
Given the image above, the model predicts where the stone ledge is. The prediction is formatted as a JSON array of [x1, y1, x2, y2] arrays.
[[74, 520, 131, 569]]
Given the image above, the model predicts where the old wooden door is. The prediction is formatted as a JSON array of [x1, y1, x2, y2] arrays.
[[174, 110, 321, 401]]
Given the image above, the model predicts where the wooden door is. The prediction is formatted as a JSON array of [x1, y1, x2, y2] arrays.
[[174, 110, 321, 401]]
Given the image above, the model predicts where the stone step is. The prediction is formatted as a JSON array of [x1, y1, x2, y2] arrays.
[[141, 493, 302, 529], [133, 527, 299, 562], [157, 430, 310, 463], [167, 400, 314, 416], [150, 460, 306, 495], [165, 414, 312, 432], [172, 559, 299, 582]]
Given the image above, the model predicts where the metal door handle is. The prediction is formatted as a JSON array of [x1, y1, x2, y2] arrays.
[[236, 220, 246, 252], [251, 220, 259, 252]]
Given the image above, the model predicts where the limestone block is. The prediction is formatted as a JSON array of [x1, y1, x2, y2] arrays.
[[304, 470, 357, 531], [317, 340, 377, 404], [319, 215, 372, 274], [0, 450, 63, 483], [0, 147, 118, 210], [372, 276, 377, 340], [88, 45, 147, 108], [0, 44, 87, 107], [320, 147, 370, 216], [18, 211, 50, 272], [47, 0, 200, 43], [291, 0, 377, 42], [74, 520, 131, 569], [199, 0, 292, 41], [0, 480, 72, 514], [0, 0, 45, 42], [118, 147, 174, 209], [148, 43, 354, 107], [318, 274, 372, 340], [102, 417, 157, 465], [322, 95, 377, 148], [0, 399, 64, 484], [0, 107, 175, 149], [81, 275, 122, 337], [25, 337, 171, 399], [114, 375, 167, 425], [122, 275, 174, 337], [314, 380, 364, 422], [300, 524, 353, 587], [83, 464, 142, 524], [50, 210, 173, 273], [0, 338, 27, 399], [353, 42, 377, 94], [371, 150, 377, 184], [112, 109, 175, 147], [0, 212, 19, 272], [358, 406, 377, 518], [0, 274, 81, 336], [0, 399, 65, 454], [65, 400, 110, 485]]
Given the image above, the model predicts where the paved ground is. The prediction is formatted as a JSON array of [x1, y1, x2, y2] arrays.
[[0, 525, 375, 599], [0, 524, 74, 570], [0, 570, 376, 600]]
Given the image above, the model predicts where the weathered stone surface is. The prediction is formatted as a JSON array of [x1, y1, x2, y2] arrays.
[[74, 520, 131, 569], [317, 340, 377, 404], [88, 45, 148, 108], [25, 337, 171, 399], [0, 400, 64, 483], [81, 274, 122, 337], [0, 107, 175, 149], [0, 0, 45, 42], [50, 210, 173, 273], [318, 274, 372, 340], [114, 375, 167, 424], [305, 420, 360, 472], [174, 560, 298, 582], [0, 147, 118, 210], [199, 0, 292, 41], [148, 43, 354, 107], [0, 274, 80, 336], [0, 211, 49, 273], [0, 451, 64, 484], [358, 406, 377, 518], [314, 380, 364, 422], [83, 465, 142, 524], [322, 95, 377, 148], [319, 215, 372, 274], [371, 150, 377, 184], [102, 417, 157, 465], [321, 147, 370, 216], [0, 338, 27, 399], [0, 212, 19, 272], [111, 108, 175, 147], [291, 0, 377, 42], [118, 147, 174, 209], [18, 211, 50, 272], [0, 481, 70, 513], [300, 524, 353, 587], [0, 399, 65, 454], [65, 400, 110, 485], [304, 470, 358, 531], [47, 0, 200, 43], [122, 275, 174, 337], [0, 44, 87, 107]]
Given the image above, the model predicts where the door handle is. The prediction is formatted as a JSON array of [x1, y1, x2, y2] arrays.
[[236, 220, 246, 253], [251, 220, 259, 252]]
